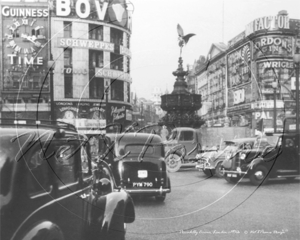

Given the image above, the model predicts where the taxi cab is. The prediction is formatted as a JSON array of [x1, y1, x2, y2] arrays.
[[0, 119, 135, 240], [101, 133, 171, 202]]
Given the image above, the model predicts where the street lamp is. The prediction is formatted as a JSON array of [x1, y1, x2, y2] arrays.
[[272, 80, 278, 133], [48, 56, 55, 122], [293, 47, 300, 157], [105, 81, 109, 132]]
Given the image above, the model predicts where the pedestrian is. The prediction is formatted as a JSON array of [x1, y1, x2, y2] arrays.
[[160, 125, 169, 141]]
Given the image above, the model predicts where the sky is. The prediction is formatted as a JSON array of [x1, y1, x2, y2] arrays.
[[129, 0, 300, 100]]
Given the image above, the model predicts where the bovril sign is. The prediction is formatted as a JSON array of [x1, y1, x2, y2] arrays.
[[55, 0, 130, 28]]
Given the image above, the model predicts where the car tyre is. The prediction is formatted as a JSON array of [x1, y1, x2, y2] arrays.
[[215, 162, 224, 178], [203, 169, 215, 177], [224, 175, 240, 184], [249, 165, 269, 186], [166, 154, 182, 172], [155, 193, 166, 202]]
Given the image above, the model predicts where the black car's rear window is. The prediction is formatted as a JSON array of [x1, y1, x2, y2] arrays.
[[124, 144, 154, 156]]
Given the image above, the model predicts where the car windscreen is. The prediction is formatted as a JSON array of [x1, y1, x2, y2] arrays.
[[223, 145, 239, 152], [168, 130, 178, 141]]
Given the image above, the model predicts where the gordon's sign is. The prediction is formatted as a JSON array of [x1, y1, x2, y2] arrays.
[[55, 0, 130, 29]]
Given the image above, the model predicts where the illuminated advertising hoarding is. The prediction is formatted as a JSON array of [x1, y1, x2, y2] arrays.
[[53, 0, 131, 31], [2, 6, 49, 91], [253, 35, 293, 59], [227, 42, 252, 88]]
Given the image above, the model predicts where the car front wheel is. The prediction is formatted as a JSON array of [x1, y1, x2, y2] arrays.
[[166, 154, 182, 172], [224, 175, 240, 184], [249, 165, 269, 186], [215, 162, 224, 178], [203, 169, 215, 177]]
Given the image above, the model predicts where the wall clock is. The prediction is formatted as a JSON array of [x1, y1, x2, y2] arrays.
[[5, 17, 45, 56]]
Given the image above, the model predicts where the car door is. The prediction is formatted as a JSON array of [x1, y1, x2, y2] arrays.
[[11, 143, 59, 240], [50, 139, 86, 240], [178, 130, 195, 159]]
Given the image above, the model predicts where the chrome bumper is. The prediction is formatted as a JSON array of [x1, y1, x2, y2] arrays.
[[223, 170, 247, 176], [125, 186, 171, 195], [195, 160, 214, 170]]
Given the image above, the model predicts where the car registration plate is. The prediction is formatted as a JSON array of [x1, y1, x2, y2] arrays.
[[138, 170, 148, 178], [227, 174, 237, 177], [132, 182, 153, 187]]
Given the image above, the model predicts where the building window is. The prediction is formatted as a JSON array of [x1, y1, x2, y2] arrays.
[[65, 76, 73, 98], [126, 34, 130, 48], [111, 80, 124, 101], [64, 21, 72, 38], [127, 57, 130, 73], [64, 49, 72, 66], [89, 24, 103, 41], [111, 28, 123, 45], [110, 53, 123, 70], [89, 78, 104, 99], [127, 83, 130, 103], [89, 50, 103, 68]]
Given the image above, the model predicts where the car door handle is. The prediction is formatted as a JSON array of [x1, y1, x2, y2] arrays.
[[80, 193, 90, 199]]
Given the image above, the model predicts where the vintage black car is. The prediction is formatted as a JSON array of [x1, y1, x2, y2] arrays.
[[0, 119, 135, 240], [222, 116, 299, 185], [100, 133, 171, 202], [195, 138, 262, 178]]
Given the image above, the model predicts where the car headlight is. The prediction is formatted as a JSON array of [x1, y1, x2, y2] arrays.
[[240, 153, 246, 160]]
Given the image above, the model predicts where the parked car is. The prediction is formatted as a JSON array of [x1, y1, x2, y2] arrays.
[[100, 133, 171, 202], [0, 119, 135, 240], [222, 116, 299, 185], [164, 127, 201, 172], [195, 138, 263, 178]]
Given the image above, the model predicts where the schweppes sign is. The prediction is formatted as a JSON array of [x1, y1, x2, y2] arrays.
[[55, 0, 131, 29]]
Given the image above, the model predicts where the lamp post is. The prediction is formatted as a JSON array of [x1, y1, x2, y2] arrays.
[[272, 81, 278, 133], [105, 82, 109, 132], [48, 56, 55, 122], [293, 49, 300, 157]]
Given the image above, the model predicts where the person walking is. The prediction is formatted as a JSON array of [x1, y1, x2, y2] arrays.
[[160, 125, 169, 141]]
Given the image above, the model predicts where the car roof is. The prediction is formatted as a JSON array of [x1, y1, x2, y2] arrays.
[[0, 120, 86, 142], [171, 127, 196, 132], [106, 132, 163, 144], [224, 138, 257, 144]]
